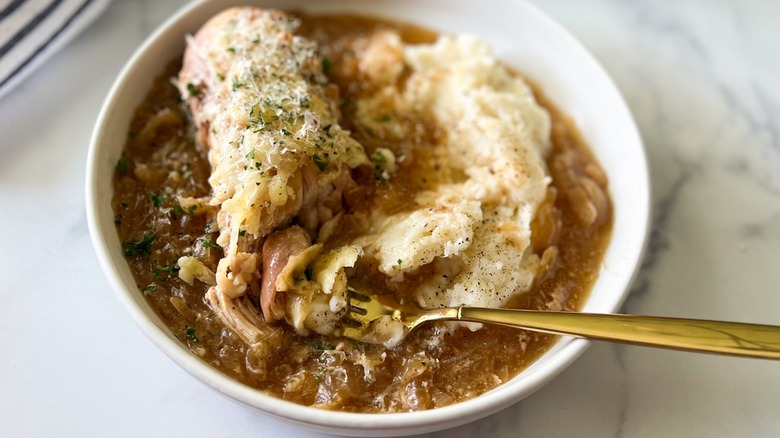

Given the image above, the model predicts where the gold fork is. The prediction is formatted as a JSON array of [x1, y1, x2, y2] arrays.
[[340, 288, 780, 359]]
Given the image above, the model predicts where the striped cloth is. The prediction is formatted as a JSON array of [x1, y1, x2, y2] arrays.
[[0, 0, 112, 100]]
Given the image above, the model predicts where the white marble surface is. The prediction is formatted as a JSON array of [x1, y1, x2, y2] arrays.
[[1, 0, 779, 436]]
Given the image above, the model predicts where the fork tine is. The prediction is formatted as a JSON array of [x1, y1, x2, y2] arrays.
[[348, 303, 368, 316], [340, 317, 363, 328], [347, 288, 370, 302]]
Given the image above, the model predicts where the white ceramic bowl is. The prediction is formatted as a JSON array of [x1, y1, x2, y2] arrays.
[[87, 0, 649, 435]]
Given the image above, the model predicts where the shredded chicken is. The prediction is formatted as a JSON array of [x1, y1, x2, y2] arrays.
[[178, 8, 368, 344], [260, 226, 311, 322]]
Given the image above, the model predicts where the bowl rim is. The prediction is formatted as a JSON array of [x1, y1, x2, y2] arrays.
[[86, 0, 650, 434]]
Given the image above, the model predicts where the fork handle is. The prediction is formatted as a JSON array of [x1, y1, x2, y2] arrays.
[[457, 308, 780, 359]]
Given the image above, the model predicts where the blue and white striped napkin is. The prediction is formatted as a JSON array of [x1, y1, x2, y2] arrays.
[[0, 0, 112, 100]]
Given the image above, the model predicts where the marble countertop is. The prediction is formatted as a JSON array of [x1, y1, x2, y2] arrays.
[[2, 0, 779, 436]]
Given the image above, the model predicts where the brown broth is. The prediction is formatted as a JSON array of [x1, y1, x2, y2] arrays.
[[112, 13, 612, 413]]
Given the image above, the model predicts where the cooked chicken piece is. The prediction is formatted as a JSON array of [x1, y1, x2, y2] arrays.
[[260, 226, 311, 322], [177, 7, 368, 329]]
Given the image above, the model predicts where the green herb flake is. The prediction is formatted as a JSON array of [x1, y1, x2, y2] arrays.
[[168, 202, 184, 220], [371, 151, 388, 164], [153, 263, 180, 280], [185, 327, 200, 343], [186, 83, 199, 97], [150, 192, 167, 208], [142, 284, 157, 295], [231, 77, 244, 91], [200, 238, 218, 249], [238, 230, 247, 237], [123, 232, 157, 257], [315, 343, 335, 351], [321, 57, 332, 75], [312, 153, 328, 172], [116, 155, 129, 174], [397, 259, 403, 266]]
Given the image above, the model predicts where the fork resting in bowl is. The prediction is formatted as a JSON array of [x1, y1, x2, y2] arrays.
[[340, 288, 780, 359]]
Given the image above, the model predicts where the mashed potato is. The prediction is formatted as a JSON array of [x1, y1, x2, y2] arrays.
[[346, 33, 552, 344]]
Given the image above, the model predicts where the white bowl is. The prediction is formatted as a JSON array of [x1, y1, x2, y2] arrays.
[[86, 0, 649, 435]]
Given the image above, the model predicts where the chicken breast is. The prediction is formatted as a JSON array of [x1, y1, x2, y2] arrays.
[[178, 7, 367, 343]]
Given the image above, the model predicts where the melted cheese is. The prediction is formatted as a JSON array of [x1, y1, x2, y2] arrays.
[[179, 8, 367, 311]]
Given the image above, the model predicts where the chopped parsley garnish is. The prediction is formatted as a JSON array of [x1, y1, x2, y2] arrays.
[[315, 343, 335, 351], [116, 155, 129, 173], [312, 153, 328, 172], [281, 128, 292, 136], [142, 284, 156, 295], [200, 238, 218, 249], [322, 124, 332, 133], [185, 327, 199, 343], [123, 232, 157, 257], [321, 57, 332, 75], [371, 151, 388, 164], [150, 192, 167, 208], [397, 259, 403, 266], [371, 151, 391, 180], [169, 202, 184, 220], [238, 229, 247, 237], [186, 83, 199, 97], [153, 263, 180, 281], [231, 77, 244, 91]]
